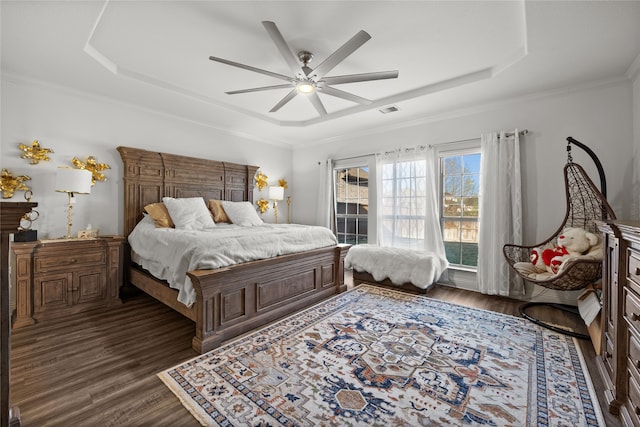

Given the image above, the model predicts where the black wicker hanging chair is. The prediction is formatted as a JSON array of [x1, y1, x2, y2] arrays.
[[503, 137, 616, 338]]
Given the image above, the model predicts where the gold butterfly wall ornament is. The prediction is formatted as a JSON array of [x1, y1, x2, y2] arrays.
[[257, 198, 269, 214], [0, 169, 31, 199], [278, 179, 288, 189], [71, 156, 111, 185], [255, 171, 268, 191], [19, 140, 54, 164]]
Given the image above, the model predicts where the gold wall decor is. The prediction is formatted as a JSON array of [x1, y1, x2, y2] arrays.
[[0, 169, 31, 199], [257, 198, 269, 214], [255, 171, 268, 191], [71, 156, 111, 185], [278, 179, 288, 189], [19, 140, 54, 164]]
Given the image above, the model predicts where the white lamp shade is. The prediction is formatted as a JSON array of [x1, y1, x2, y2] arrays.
[[55, 167, 92, 194], [268, 186, 284, 201]]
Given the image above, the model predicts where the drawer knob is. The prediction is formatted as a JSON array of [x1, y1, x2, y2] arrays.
[[605, 351, 612, 359], [636, 360, 640, 370], [636, 267, 640, 275], [633, 313, 640, 322], [636, 406, 640, 416]]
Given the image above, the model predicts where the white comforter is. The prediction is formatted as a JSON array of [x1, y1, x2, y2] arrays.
[[128, 216, 338, 307]]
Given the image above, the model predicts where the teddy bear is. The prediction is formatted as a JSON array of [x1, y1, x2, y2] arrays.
[[513, 241, 555, 279], [513, 226, 602, 279], [550, 226, 602, 274], [541, 244, 569, 274]]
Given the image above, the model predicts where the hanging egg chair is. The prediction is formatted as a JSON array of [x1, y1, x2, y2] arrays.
[[503, 137, 616, 338]]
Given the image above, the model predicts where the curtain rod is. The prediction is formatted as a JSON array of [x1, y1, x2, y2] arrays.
[[331, 129, 529, 163], [429, 129, 529, 148]]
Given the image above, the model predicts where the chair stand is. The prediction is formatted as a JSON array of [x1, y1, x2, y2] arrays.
[[519, 302, 590, 340]]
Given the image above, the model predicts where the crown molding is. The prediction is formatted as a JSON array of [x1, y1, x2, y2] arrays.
[[85, 0, 528, 128], [1, 72, 290, 149], [295, 74, 630, 149]]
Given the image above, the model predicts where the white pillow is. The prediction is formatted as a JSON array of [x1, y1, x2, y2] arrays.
[[162, 197, 216, 230], [221, 201, 263, 226]]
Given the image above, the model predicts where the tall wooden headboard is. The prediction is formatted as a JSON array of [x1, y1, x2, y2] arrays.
[[117, 146, 259, 236]]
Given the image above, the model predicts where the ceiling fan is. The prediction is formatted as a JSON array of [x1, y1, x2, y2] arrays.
[[209, 21, 399, 116]]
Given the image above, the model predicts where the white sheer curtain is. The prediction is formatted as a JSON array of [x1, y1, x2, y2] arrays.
[[477, 130, 522, 295], [316, 159, 335, 230], [375, 146, 447, 262]]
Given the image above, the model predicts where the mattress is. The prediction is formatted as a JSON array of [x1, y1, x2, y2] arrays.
[[128, 216, 338, 307]]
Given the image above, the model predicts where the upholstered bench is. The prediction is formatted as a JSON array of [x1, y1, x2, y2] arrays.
[[344, 244, 448, 294]]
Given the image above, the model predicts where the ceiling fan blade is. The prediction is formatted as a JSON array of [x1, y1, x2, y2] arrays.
[[319, 86, 372, 105], [226, 84, 293, 95], [322, 70, 399, 85], [209, 56, 293, 82], [308, 92, 328, 115], [269, 88, 298, 112], [262, 21, 304, 76], [308, 30, 371, 79]]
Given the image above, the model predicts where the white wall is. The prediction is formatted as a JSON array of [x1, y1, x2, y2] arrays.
[[1, 78, 293, 238], [292, 79, 636, 243], [292, 78, 635, 301]]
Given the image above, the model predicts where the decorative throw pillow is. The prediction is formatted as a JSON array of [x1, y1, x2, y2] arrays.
[[207, 199, 231, 223], [144, 202, 175, 228], [162, 197, 216, 230], [221, 201, 263, 226]]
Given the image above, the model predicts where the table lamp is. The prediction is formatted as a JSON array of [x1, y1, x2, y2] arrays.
[[55, 167, 92, 238], [268, 186, 284, 224]]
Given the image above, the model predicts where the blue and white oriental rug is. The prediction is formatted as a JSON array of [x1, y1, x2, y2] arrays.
[[159, 284, 604, 426]]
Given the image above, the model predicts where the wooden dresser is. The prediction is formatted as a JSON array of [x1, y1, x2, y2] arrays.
[[1, 202, 37, 427], [596, 220, 640, 426], [10, 236, 124, 327]]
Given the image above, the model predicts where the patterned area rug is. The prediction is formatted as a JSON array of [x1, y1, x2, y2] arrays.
[[158, 285, 604, 426]]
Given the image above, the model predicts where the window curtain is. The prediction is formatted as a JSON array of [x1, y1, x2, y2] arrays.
[[477, 130, 522, 296], [316, 159, 335, 230], [375, 146, 447, 261]]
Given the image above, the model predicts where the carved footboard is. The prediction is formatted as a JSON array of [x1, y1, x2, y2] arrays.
[[188, 244, 349, 353]]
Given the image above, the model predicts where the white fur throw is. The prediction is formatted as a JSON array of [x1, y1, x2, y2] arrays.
[[345, 244, 448, 289]]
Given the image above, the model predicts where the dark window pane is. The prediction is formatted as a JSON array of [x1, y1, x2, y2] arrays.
[[335, 165, 369, 247], [461, 243, 478, 266], [358, 218, 368, 235], [440, 152, 480, 268], [346, 218, 356, 234], [444, 241, 461, 265]]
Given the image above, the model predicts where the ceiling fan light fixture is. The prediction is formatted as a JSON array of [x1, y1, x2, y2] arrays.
[[296, 81, 316, 94]]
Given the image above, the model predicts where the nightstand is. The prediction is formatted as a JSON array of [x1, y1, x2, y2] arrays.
[[10, 236, 124, 328]]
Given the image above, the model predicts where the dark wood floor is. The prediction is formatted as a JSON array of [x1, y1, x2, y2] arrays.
[[9, 278, 619, 426]]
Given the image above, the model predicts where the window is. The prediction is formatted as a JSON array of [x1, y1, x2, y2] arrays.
[[379, 159, 428, 249], [334, 166, 369, 245], [440, 152, 480, 267]]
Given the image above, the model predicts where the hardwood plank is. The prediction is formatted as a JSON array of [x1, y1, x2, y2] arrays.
[[10, 273, 619, 426], [11, 294, 199, 427]]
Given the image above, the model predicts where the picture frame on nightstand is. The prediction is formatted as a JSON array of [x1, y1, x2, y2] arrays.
[[77, 228, 99, 239]]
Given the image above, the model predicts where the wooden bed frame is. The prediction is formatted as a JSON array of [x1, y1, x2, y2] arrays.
[[117, 146, 349, 354]]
